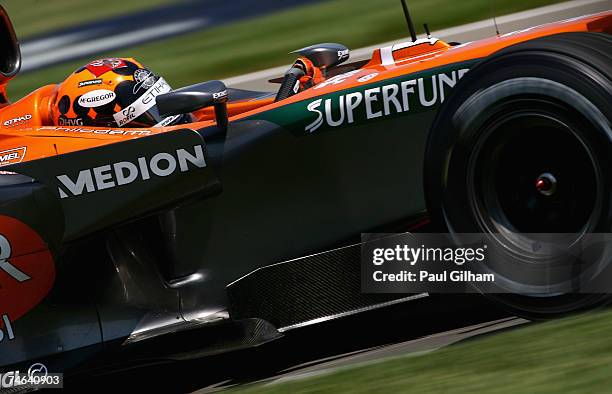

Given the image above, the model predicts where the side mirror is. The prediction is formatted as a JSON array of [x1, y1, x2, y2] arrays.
[[0, 5, 21, 104], [157, 80, 229, 131], [292, 43, 349, 69]]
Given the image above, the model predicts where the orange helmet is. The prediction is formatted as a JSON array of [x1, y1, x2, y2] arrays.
[[52, 58, 190, 128]]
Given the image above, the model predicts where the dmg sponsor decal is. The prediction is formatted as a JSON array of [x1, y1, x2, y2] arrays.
[[0, 216, 55, 323], [78, 89, 116, 108], [0, 147, 26, 166], [56, 144, 206, 199], [305, 68, 469, 133]]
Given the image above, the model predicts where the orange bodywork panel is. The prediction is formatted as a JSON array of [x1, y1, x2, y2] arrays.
[[0, 10, 610, 167]]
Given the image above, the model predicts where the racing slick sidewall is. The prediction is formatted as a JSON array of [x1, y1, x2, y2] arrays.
[[424, 33, 612, 318]]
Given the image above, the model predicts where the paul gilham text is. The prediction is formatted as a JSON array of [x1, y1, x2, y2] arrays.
[[373, 270, 495, 282]]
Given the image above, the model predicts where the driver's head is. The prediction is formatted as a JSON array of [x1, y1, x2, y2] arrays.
[[52, 57, 190, 127]]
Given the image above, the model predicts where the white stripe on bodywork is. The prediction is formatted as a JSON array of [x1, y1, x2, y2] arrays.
[[379, 38, 439, 66]]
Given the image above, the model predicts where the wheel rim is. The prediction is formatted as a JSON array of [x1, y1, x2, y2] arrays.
[[467, 109, 602, 255]]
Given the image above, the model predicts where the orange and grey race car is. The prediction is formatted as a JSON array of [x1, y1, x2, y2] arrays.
[[0, 2, 611, 376]]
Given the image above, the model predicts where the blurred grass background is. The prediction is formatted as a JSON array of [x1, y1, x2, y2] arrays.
[[232, 310, 612, 393], [1, 0, 180, 39], [6, 0, 564, 100]]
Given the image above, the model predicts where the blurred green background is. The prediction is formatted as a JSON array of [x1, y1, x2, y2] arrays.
[[4, 0, 564, 100], [2, 0, 178, 39], [231, 310, 612, 394]]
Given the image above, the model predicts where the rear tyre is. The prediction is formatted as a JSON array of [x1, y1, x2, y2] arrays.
[[425, 32, 612, 319]]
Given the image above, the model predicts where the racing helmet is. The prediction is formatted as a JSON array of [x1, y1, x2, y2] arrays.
[[52, 58, 191, 128]]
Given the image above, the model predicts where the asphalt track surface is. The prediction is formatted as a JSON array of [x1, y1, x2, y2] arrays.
[[20, 0, 321, 72], [58, 1, 608, 392]]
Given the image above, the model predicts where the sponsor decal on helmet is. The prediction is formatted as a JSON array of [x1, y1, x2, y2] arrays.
[[78, 89, 116, 108], [78, 79, 103, 88], [58, 117, 84, 126], [3, 114, 32, 128], [114, 77, 171, 127], [56, 144, 206, 199], [305, 69, 469, 133], [133, 69, 156, 94], [86, 58, 127, 77], [0, 147, 26, 167]]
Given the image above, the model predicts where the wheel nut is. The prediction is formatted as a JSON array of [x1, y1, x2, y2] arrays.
[[535, 172, 557, 196]]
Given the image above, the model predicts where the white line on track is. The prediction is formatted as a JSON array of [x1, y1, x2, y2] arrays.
[[21, 18, 209, 72]]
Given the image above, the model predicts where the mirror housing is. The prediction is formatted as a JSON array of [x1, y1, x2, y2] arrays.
[[157, 80, 229, 130], [0, 6, 21, 104], [292, 43, 349, 69]]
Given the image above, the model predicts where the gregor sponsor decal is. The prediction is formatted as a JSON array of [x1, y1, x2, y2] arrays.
[[0, 314, 15, 343], [56, 144, 206, 199], [0, 147, 26, 166], [306, 68, 468, 133], [78, 89, 116, 108], [3, 114, 32, 127]]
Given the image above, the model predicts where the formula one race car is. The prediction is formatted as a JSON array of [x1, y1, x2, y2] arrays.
[[0, 2, 611, 376]]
